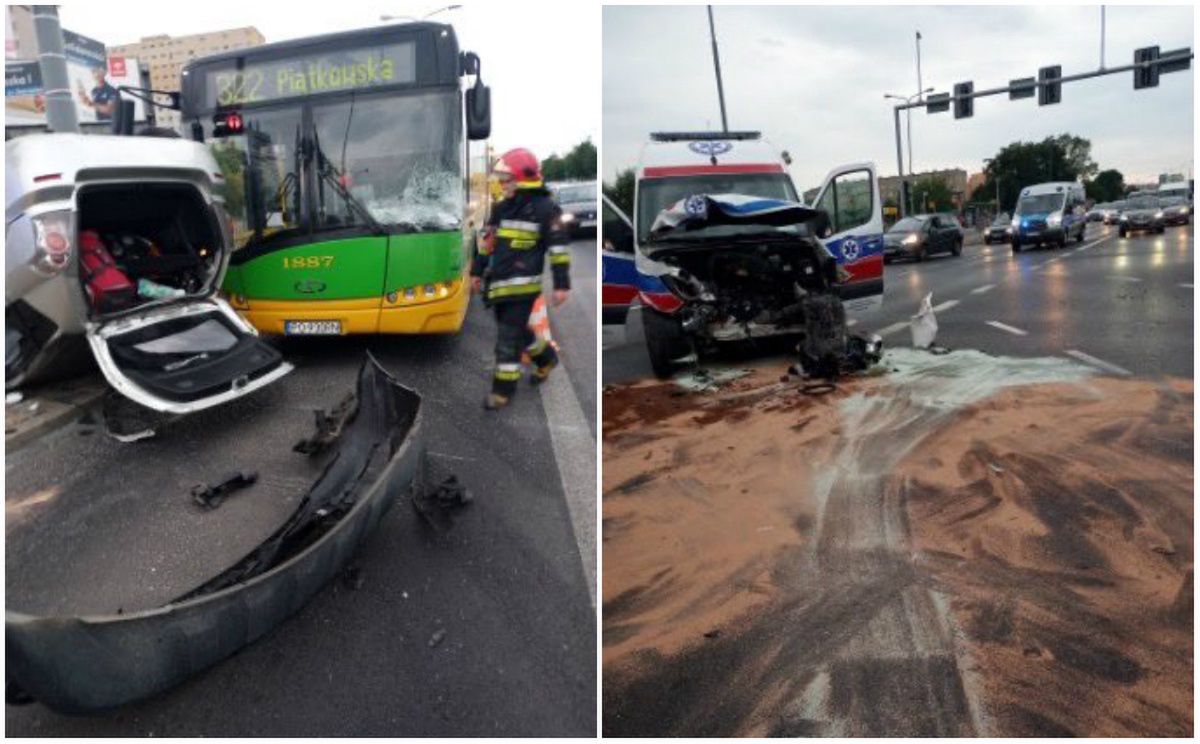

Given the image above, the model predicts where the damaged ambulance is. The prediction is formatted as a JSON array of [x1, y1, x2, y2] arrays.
[[616, 131, 884, 378], [5, 133, 292, 412]]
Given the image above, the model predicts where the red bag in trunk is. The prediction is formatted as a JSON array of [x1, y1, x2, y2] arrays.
[[79, 230, 137, 313]]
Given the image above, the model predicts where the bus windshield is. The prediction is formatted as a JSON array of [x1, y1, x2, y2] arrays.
[[312, 91, 462, 233], [207, 90, 463, 248]]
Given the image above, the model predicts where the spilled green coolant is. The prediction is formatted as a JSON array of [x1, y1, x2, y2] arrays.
[[222, 231, 465, 301]]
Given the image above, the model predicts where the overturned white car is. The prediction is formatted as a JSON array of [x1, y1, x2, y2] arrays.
[[6, 133, 291, 412]]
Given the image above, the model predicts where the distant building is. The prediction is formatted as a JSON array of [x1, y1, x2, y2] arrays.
[[109, 27, 265, 130], [966, 171, 987, 200], [1158, 172, 1186, 185]]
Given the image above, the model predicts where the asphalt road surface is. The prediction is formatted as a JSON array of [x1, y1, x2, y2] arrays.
[[603, 222, 1193, 382], [5, 239, 596, 736]]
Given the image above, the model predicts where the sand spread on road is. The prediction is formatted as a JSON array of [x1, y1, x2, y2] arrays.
[[602, 353, 1192, 737]]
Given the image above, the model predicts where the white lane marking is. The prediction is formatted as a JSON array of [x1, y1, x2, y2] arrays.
[[1109, 275, 1142, 283], [876, 321, 909, 337], [970, 284, 995, 295], [1180, 283, 1193, 289], [539, 321, 598, 606], [1065, 349, 1132, 377], [985, 320, 1028, 336], [932, 299, 959, 312]]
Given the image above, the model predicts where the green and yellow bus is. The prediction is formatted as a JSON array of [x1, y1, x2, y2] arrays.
[[180, 22, 491, 335]]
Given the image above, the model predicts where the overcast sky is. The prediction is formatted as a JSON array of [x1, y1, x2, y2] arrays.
[[55, 1, 598, 160], [604, 4, 1194, 191]]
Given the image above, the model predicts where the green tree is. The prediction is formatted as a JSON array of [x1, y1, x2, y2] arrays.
[[541, 138, 596, 182], [1085, 169, 1125, 203], [910, 175, 955, 213], [603, 167, 635, 217], [210, 141, 246, 223], [977, 134, 1097, 212]]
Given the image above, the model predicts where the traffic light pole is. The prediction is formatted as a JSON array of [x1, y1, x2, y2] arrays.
[[890, 52, 1193, 117], [893, 106, 907, 217], [888, 50, 1191, 218]]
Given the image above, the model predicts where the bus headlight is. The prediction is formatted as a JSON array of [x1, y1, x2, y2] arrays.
[[1046, 211, 1062, 227]]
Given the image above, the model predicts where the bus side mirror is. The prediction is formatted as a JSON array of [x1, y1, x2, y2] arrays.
[[466, 79, 491, 141]]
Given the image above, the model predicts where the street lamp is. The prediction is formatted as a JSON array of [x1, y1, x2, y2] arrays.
[[380, 5, 461, 22], [885, 88, 933, 214]]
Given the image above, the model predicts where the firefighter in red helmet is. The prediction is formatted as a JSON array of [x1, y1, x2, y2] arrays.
[[471, 147, 571, 410]]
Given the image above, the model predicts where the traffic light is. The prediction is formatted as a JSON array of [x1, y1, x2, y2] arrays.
[[1038, 66, 1062, 105], [1134, 46, 1160, 89], [1009, 77, 1035, 100], [953, 81, 974, 119], [1159, 47, 1192, 75]]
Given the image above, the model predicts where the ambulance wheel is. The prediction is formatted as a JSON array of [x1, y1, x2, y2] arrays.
[[644, 308, 691, 380]]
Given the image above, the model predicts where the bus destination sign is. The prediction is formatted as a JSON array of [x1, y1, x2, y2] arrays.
[[205, 41, 417, 106]]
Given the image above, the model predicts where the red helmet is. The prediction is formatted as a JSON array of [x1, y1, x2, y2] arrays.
[[493, 148, 542, 189]]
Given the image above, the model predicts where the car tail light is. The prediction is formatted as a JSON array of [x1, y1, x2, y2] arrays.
[[31, 210, 74, 276]]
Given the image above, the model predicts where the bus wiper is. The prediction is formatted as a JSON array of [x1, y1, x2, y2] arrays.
[[310, 130, 385, 236]]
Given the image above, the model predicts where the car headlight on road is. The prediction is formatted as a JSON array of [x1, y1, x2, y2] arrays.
[[559, 212, 575, 223], [1155, 211, 1164, 219], [1120, 214, 1129, 222], [902, 233, 919, 246], [1004, 226, 1012, 234], [1010, 217, 1020, 229], [1182, 207, 1191, 215]]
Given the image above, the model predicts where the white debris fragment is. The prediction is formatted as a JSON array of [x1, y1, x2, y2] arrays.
[[910, 292, 938, 349]]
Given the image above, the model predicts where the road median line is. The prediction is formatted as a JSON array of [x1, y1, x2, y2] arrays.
[[985, 320, 1028, 336]]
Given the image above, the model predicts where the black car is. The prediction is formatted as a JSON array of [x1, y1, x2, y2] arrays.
[[1118, 195, 1165, 237], [982, 213, 1012, 244], [549, 181, 597, 238], [1160, 197, 1192, 227], [883, 214, 963, 262]]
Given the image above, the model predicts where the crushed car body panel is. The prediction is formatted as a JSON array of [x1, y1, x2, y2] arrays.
[[5, 354, 423, 714]]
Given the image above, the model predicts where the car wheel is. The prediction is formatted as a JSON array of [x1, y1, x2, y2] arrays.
[[916, 245, 926, 262], [643, 308, 692, 380], [951, 238, 962, 256]]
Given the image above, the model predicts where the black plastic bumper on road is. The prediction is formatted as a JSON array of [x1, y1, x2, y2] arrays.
[[6, 354, 425, 715]]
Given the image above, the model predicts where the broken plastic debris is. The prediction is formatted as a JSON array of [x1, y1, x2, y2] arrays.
[[293, 392, 358, 456], [910, 292, 938, 349], [191, 471, 258, 510]]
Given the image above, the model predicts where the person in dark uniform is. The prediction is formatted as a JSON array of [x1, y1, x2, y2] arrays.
[[470, 148, 571, 410], [76, 65, 118, 121]]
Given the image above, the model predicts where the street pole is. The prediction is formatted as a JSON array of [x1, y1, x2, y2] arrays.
[[707, 5, 729, 132], [893, 105, 906, 217], [911, 30, 922, 174], [31, 5, 78, 134], [1100, 6, 1106, 70]]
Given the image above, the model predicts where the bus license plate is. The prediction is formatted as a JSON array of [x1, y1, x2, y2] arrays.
[[285, 320, 342, 335]]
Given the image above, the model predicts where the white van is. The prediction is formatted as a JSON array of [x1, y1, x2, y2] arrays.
[[1010, 181, 1087, 252]]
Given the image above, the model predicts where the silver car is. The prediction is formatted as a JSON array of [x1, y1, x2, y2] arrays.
[[6, 133, 291, 412]]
